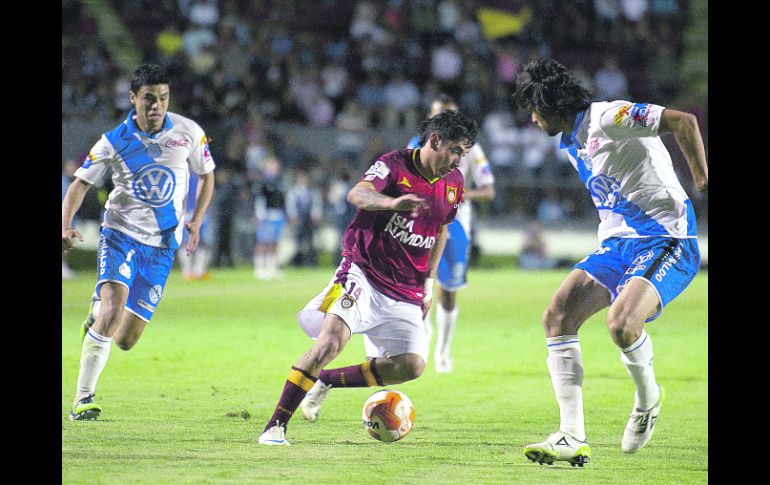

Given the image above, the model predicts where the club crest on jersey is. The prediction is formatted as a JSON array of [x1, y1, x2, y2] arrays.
[[146, 142, 163, 159], [133, 164, 176, 207], [446, 186, 458, 204]]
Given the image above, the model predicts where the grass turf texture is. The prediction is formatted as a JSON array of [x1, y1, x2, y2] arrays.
[[62, 265, 707, 484]]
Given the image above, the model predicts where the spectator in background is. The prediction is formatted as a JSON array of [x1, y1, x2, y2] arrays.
[[537, 188, 567, 226], [286, 171, 324, 267], [335, 100, 370, 166], [518, 221, 557, 270], [593, 56, 629, 101], [211, 167, 237, 268], [326, 171, 356, 267], [62, 159, 80, 280], [178, 172, 214, 281], [431, 38, 463, 89], [253, 156, 287, 280], [320, 60, 350, 113], [383, 72, 421, 128], [520, 122, 554, 182]]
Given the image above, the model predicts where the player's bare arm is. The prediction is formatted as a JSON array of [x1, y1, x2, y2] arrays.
[[421, 223, 448, 318], [185, 170, 215, 255], [62, 177, 92, 252], [659, 109, 708, 192], [462, 183, 495, 201], [347, 181, 428, 217]]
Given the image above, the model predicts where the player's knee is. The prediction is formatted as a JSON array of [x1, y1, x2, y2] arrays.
[[96, 301, 124, 328], [394, 355, 426, 382], [311, 337, 345, 366], [541, 306, 566, 335], [606, 310, 640, 346], [114, 336, 137, 351]]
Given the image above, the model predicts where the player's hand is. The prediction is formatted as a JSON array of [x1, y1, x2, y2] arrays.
[[185, 221, 201, 256], [421, 298, 432, 321], [62, 228, 83, 253], [390, 194, 429, 218]]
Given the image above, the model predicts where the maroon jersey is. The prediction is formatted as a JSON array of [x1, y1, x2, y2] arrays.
[[341, 149, 465, 305]]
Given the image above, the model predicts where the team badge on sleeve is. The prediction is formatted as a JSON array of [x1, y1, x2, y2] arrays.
[[363, 160, 390, 181], [446, 186, 458, 204], [613, 103, 652, 128]]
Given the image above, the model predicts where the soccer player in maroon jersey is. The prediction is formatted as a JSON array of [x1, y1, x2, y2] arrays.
[[259, 110, 478, 445]]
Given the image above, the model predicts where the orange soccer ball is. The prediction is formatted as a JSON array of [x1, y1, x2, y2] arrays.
[[361, 390, 415, 442]]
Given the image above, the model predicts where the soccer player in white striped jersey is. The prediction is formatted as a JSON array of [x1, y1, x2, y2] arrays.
[[62, 64, 216, 420], [512, 58, 707, 465]]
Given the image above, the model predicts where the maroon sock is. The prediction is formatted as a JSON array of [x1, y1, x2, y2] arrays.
[[263, 366, 317, 433], [319, 358, 383, 388]]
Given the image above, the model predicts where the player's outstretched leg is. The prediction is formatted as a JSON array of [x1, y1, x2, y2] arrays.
[[523, 431, 591, 467], [300, 359, 381, 422]]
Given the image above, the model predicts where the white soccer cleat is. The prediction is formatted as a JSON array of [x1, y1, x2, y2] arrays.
[[523, 430, 591, 467], [299, 380, 332, 422], [621, 385, 664, 453], [258, 424, 291, 446]]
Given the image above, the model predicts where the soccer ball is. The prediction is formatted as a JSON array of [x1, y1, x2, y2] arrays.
[[361, 389, 415, 442]]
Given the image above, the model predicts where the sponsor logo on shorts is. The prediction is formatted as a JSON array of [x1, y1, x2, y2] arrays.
[[137, 300, 155, 312], [654, 245, 683, 282], [149, 284, 163, 304]]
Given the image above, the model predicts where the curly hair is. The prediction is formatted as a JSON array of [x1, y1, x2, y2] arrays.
[[130, 64, 170, 94], [417, 109, 478, 148], [512, 57, 592, 118]]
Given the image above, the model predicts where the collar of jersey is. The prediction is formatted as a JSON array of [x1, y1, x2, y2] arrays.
[[560, 109, 586, 149], [124, 109, 173, 140], [411, 148, 440, 184]]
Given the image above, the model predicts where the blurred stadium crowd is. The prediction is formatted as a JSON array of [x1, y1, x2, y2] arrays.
[[62, 0, 707, 267]]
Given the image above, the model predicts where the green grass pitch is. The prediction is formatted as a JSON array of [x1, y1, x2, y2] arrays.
[[62, 265, 707, 484]]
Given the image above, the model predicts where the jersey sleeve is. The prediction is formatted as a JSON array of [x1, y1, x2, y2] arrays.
[[188, 124, 216, 175], [468, 144, 495, 188], [74, 134, 114, 185], [360, 158, 395, 193], [600, 102, 665, 139]]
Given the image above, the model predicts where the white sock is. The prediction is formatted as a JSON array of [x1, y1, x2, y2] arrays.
[[620, 330, 660, 410], [546, 335, 586, 441], [266, 252, 278, 276], [253, 253, 266, 277], [75, 328, 113, 403], [178, 248, 192, 276], [193, 247, 210, 277], [435, 304, 458, 360]]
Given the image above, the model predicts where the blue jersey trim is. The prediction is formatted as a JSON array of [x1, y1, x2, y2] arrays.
[[406, 134, 420, 149], [615, 198, 670, 236], [560, 110, 586, 149], [684, 199, 698, 236]]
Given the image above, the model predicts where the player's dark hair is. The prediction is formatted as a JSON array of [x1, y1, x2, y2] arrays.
[[418, 109, 478, 148], [512, 57, 592, 118], [130, 63, 170, 93]]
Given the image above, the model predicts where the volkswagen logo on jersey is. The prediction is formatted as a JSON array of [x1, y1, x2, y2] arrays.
[[133, 164, 176, 207], [146, 142, 163, 159]]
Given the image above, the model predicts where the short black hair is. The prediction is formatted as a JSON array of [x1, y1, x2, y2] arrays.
[[418, 109, 478, 148], [130, 63, 170, 94], [512, 57, 592, 118]]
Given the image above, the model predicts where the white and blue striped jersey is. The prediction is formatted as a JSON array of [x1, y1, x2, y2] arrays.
[[407, 135, 494, 231], [75, 110, 216, 249], [560, 101, 697, 242]]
